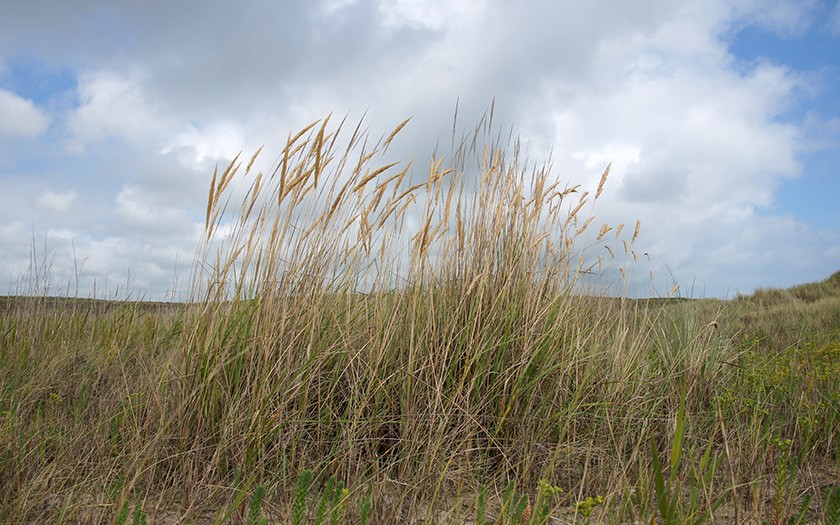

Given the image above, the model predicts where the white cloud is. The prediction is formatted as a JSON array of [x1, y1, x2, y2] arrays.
[[831, 1, 840, 35], [161, 121, 247, 171], [0, 89, 50, 138], [543, 48, 800, 220], [376, 0, 483, 31], [115, 186, 196, 234], [36, 190, 77, 213], [0, 0, 836, 299], [733, 0, 819, 35], [320, 0, 358, 14], [0, 220, 27, 247], [66, 70, 167, 151]]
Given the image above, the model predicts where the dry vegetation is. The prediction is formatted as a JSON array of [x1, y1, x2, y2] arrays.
[[1, 114, 838, 524]]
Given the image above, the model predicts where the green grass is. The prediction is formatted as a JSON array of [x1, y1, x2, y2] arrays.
[[0, 114, 838, 523]]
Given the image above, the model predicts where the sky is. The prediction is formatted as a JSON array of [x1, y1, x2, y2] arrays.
[[1, 0, 839, 300]]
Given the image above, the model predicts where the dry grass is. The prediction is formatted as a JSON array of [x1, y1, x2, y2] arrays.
[[1, 114, 838, 524]]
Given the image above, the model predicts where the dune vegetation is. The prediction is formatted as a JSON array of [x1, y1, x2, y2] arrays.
[[1, 113, 838, 524]]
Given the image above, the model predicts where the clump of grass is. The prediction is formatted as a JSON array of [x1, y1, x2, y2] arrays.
[[174, 110, 641, 504]]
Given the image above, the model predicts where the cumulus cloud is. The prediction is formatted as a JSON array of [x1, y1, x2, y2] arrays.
[[36, 190, 77, 213], [0, 89, 50, 137], [0, 0, 836, 299], [733, 0, 819, 35], [377, 0, 482, 30], [66, 70, 168, 151], [161, 121, 247, 171], [831, 1, 840, 35], [114, 186, 196, 235]]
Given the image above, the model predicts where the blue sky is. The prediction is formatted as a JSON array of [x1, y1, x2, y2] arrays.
[[1, 0, 838, 300], [728, 6, 840, 229]]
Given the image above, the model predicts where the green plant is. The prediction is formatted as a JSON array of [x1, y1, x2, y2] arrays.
[[475, 484, 488, 525], [131, 503, 148, 525], [315, 476, 346, 525], [497, 480, 529, 525], [532, 479, 563, 524], [292, 469, 314, 525], [248, 484, 268, 525], [358, 488, 373, 525], [113, 499, 147, 525], [114, 501, 130, 525], [825, 485, 840, 525], [767, 437, 799, 525], [649, 386, 724, 525], [574, 495, 603, 523]]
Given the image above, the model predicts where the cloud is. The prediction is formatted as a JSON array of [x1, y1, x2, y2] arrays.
[[114, 186, 196, 235], [0, 0, 836, 299], [0, 89, 50, 137], [161, 121, 247, 171], [557, 59, 801, 205], [36, 190, 77, 213], [66, 70, 168, 151], [831, 1, 840, 35], [376, 0, 483, 31], [734, 0, 819, 35]]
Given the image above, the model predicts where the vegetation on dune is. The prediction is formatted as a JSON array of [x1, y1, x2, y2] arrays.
[[0, 114, 838, 524], [734, 271, 840, 351]]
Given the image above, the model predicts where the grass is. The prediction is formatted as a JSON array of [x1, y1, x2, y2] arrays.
[[1, 112, 838, 523]]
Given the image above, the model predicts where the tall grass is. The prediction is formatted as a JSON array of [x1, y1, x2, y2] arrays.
[[175, 111, 646, 513], [0, 114, 837, 523]]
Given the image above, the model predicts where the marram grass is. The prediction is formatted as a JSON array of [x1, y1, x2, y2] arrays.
[[1, 114, 838, 523]]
